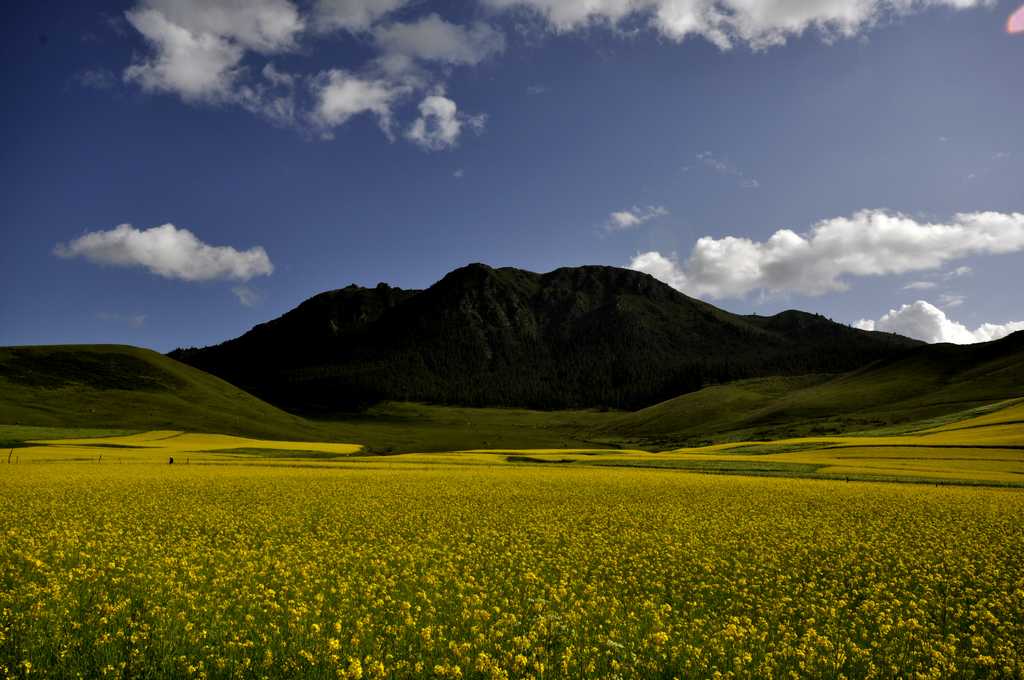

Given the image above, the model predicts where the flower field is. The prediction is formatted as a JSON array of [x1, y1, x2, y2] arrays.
[[2, 462, 1023, 678]]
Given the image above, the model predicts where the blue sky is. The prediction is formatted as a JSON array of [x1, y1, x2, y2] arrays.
[[2, 0, 1022, 351]]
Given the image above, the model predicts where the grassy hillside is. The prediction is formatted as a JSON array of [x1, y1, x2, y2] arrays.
[[4, 332, 1023, 454], [0, 345, 348, 442], [597, 331, 1024, 448], [0, 345, 616, 451]]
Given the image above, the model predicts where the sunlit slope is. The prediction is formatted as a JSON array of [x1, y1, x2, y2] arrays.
[[520, 399, 1024, 485], [0, 345, 347, 441], [599, 331, 1024, 446], [13, 398, 1023, 485], [16, 430, 362, 463]]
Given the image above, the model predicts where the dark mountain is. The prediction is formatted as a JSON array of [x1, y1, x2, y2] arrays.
[[170, 264, 922, 412]]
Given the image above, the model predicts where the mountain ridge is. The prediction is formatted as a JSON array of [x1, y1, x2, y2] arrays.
[[170, 263, 922, 412]]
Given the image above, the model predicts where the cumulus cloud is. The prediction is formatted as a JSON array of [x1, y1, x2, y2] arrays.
[[118, 1, 492, 148], [139, 0, 304, 51], [406, 95, 486, 150], [123, 0, 303, 103], [124, 8, 246, 101], [54, 223, 274, 282], [607, 205, 669, 231], [482, 0, 989, 49], [628, 210, 1024, 299], [855, 301, 1024, 344], [310, 69, 407, 135], [374, 14, 505, 65], [629, 251, 689, 290]]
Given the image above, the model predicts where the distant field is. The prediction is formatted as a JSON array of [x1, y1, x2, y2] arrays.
[[7, 398, 1022, 487]]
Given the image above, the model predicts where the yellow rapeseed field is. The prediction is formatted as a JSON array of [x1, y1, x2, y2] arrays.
[[2, 461, 1023, 678]]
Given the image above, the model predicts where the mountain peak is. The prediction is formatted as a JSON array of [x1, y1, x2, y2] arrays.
[[172, 263, 921, 412]]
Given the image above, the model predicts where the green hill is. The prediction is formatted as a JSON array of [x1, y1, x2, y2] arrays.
[[0, 345, 344, 442], [596, 330, 1024, 448], [0, 345, 616, 452], [2, 332, 1022, 454], [170, 263, 920, 412]]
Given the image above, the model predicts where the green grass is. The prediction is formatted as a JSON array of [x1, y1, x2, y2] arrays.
[[0, 424, 140, 450], [3, 335, 1023, 454], [0, 345, 619, 452], [596, 334, 1024, 449], [0, 345, 346, 443], [329, 401, 617, 453]]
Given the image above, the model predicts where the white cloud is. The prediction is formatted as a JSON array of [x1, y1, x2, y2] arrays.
[[374, 14, 505, 65], [903, 281, 936, 290], [607, 205, 669, 231], [135, 0, 304, 52], [123, 0, 303, 103], [312, 0, 409, 33], [482, 0, 990, 49], [124, 8, 246, 101], [855, 301, 1024, 344], [453, 168, 465, 178], [629, 251, 689, 290], [54, 223, 274, 282], [119, 1, 495, 148], [628, 210, 1024, 299], [406, 95, 485, 151], [310, 69, 407, 135], [232, 285, 261, 306]]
